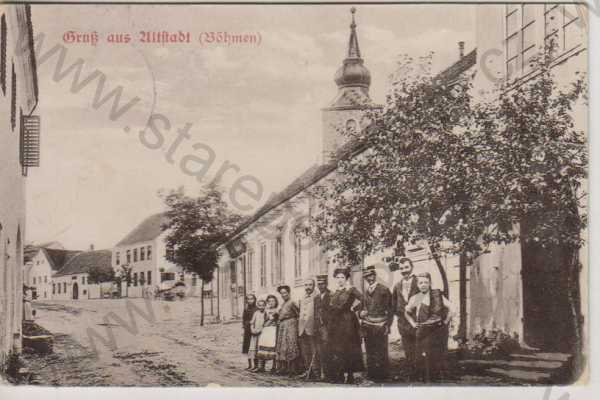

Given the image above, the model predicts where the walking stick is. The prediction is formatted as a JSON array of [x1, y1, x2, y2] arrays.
[[306, 350, 316, 381]]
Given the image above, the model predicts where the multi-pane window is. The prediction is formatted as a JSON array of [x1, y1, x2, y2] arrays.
[[126, 250, 131, 264], [294, 234, 302, 279], [140, 246, 145, 261], [505, 4, 538, 80], [57, 284, 61, 294], [147, 245, 152, 260], [133, 272, 138, 286], [545, 4, 582, 56], [133, 248, 138, 262], [1, 14, 6, 96], [260, 243, 267, 287], [273, 236, 283, 284], [246, 250, 253, 290], [147, 270, 152, 285]]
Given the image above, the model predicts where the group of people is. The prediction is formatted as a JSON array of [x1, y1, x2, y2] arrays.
[[241, 258, 455, 384]]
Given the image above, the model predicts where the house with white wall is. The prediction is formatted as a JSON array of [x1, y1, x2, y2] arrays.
[[0, 3, 39, 370], [52, 249, 113, 300], [26, 247, 80, 300], [113, 213, 203, 298]]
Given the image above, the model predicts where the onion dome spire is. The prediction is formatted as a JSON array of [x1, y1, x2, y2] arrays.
[[334, 7, 371, 89]]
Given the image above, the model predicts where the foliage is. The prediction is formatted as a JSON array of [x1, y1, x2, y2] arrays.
[[310, 45, 587, 266], [159, 185, 242, 283], [457, 328, 521, 360], [87, 267, 115, 285]]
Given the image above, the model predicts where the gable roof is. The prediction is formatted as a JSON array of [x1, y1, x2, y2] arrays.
[[224, 49, 477, 243], [42, 248, 82, 272], [116, 213, 166, 247], [53, 249, 113, 277]]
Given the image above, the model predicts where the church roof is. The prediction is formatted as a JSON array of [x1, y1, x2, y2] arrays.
[[115, 213, 167, 247], [224, 48, 477, 244], [53, 249, 112, 277]]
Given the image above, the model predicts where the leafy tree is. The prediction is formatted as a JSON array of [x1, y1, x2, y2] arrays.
[[160, 185, 242, 326], [87, 267, 115, 285], [310, 45, 587, 356]]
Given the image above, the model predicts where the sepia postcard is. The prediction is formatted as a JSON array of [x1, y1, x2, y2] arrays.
[[0, 0, 594, 393]]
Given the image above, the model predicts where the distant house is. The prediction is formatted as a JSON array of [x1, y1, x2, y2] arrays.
[[26, 247, 81, 300], [52, 249, 113, 300], [113, 213, 202, 298]]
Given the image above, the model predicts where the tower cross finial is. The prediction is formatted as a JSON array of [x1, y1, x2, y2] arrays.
[[347, 7, 360, 59]]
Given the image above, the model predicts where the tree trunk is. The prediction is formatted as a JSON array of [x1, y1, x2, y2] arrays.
[[428, 244, 449, 298], [566, 246, 584, 381], [200, 279, 205, 327], [458, 252, 468, 340]]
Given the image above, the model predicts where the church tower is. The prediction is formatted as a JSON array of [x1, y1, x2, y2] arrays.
[[321, 8, 380, 163]]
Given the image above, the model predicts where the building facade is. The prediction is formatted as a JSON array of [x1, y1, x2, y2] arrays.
[[112, 213, 206, 298], [470, 3, 587, 352], [52, 249, 113, 300], [216, 11, 468, 336], [26, 247, 80, 300], [0, 3, 39, 370]]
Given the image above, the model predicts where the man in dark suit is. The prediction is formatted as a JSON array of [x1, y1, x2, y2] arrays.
[[314, 274, 332, 381], [391, 257, 420, 375], [359, 265, 394, 382]]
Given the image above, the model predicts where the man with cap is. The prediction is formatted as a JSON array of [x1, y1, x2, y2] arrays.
[[359, 265, 394, 382], [298, 278, 320, 379], [391, 257, 420, 375], [314, 274, 332, 381]]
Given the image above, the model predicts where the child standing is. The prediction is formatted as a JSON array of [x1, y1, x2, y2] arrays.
[[256, 294, 279, 373], [248, 299, 267, 372]]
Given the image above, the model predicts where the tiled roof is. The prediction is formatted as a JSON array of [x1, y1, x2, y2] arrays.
[[53, 249, 112, 277], [223, 50, 477, 244], [43, 248, 82, 272], [116, 213, 166, 247]]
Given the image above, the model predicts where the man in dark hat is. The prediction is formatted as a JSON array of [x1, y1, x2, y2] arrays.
[[391, 257, 420, 375], [359, 265, 393, 382], [314, 274, 331, 381]]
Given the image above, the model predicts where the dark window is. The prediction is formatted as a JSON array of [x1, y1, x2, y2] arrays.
[[63, 282, 67, 293], [82, 276, 85, 284], [147, 245, 152, 260], [140, 247, 145, 261], [1, 14, 6, 95], [133, 272, 138, 286], [126, 250, 131, 264], [10, 62, 15, 130], [133, 248, 138, 262], [116, 251, 120, 266], [192, 274, 197, 286], [139, 271, 145, 285], [57, 283, 61, 294], [147, 270, 152, 285], [160, 272, 175, 282], [52, 283, 56, 294]]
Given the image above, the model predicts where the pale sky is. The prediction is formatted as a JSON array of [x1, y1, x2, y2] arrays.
[[26, 4, 475, 250]]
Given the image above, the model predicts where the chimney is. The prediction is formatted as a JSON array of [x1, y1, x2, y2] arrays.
[[89, 244, 94, 251], [458, 41, 465, 59]]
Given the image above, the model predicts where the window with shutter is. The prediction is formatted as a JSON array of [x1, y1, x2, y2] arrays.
[[20, 114, 40, 168]]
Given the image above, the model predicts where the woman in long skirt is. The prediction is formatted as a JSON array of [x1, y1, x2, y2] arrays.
[[328, 268, 364, 384], [256, 295, 279, 372], [242, 294, 257, 369], [275, 285, 300, 375], [404, 272, 455, 382]]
